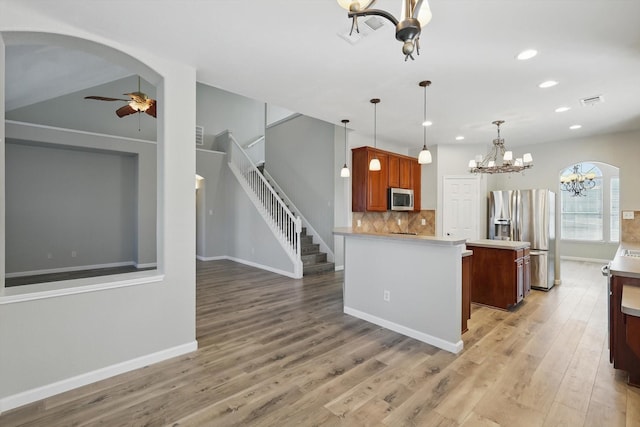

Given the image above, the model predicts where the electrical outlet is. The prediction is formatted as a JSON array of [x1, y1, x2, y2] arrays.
[[623, 211, 635, 220], [71, 251, 77, 258], [397, 219, 401, 226], [357, 219, 362, 227], [421, 218, 426, 225], [383, 290, 391, 302], [47, 252, 53, 259]]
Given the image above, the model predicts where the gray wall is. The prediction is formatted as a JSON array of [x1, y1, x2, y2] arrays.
[[196, 149, 227, 260], [196, 83, 265, 148], [1, 29, 195, 409], [0, 33, 5, 280], [266, 115, 335, 251], [5, 141, 136, 274], [4, 121, 158, 273], [6, 75, 157, 141]]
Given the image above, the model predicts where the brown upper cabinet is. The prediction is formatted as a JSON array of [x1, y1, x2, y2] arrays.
[[351, 146, 421, 212]]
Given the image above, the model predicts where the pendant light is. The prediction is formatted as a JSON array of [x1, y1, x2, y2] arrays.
[[340, 119, 351, 178], [418, 80, 432, 164], [369, 98, 381, 171]]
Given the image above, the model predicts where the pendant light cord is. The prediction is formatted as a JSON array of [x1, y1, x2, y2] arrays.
[[423, 82, 427, 148], [373, 102, 377, 148]]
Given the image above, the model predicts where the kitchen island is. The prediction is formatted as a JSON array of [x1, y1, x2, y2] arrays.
[[334, 228, 467, 354], [609, 242, 640, 387], [466, 239, 531, 310]]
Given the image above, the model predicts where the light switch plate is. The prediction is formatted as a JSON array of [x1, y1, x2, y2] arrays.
[[622, 211, 635, 220]]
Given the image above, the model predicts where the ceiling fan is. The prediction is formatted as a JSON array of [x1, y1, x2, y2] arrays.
[[84, 76, 156, 118]]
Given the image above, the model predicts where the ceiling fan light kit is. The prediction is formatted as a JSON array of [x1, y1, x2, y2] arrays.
[[337, 0, 432, 61]]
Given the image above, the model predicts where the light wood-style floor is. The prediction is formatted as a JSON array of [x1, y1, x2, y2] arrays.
[[1, 259, 639, 426]]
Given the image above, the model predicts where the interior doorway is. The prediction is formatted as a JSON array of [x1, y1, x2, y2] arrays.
[[442, 175, 481, 240]]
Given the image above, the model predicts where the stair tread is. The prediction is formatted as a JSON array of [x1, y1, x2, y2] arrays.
[[303, 261, 335, 275]]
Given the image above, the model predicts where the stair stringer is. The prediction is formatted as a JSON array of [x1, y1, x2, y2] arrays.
[[228, 162, 303, 278], [263, 169, 335, 263]]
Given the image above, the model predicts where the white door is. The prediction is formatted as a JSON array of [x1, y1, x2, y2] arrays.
[[442, 176, 480, 240]]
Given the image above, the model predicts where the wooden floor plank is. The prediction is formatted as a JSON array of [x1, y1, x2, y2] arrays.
[[1, 260, 638, 427]]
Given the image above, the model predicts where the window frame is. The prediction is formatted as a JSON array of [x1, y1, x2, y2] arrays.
[[560, 161, 619, 244]]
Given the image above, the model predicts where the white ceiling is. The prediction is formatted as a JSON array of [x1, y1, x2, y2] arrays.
[[4, 0, 640, 149]]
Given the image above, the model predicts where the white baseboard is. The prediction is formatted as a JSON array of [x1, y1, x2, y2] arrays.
[[134, 262, 157, 269], [5, 261, 136, 278], [560, 256, 611, 264], [196, 255, 300, 278], [196, 255, 226, 261], [225, 256, 300, 279], [0, 340, 198, 414], [344, 306, 463, 354]]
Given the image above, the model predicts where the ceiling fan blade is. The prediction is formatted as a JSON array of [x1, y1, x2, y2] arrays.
[[115, 105, 137, 118], [85, 96, 130, 102], [145, 100, 157, 118]]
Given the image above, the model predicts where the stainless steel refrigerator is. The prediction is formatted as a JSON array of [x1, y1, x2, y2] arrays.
[[489, 189, 556, 290]]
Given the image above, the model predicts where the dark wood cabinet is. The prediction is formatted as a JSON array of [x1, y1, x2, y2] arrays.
[[388, 155, 400, 188], [352, 147, 389, 212], [466, 243, 530, 310], [610, 275, 640, 386], [399, 157, 412, 189], [524, 252, 531, 296], [388, 155, 412, 189], [462, 254, 472, 334], [352, 146, 421, 212]]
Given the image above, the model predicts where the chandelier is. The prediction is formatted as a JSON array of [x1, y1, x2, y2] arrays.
[[336, 0, 432, 61], [468, 120, 533, 174], [560, 164, 596, 197]]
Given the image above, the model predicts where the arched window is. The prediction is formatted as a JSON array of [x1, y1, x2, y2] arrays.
[[560, 162, 619, 242]]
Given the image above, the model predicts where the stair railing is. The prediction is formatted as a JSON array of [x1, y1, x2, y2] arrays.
[[227, 133, 303, 277]]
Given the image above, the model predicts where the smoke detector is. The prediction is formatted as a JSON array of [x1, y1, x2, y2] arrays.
[[580, 95, 604, 107]]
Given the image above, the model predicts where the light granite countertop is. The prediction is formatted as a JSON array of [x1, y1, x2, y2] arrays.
[[333, 227, 466, 246], [610, 241, 640, 279], [622, 285, 640, 318], [466, 239, 530, 251]]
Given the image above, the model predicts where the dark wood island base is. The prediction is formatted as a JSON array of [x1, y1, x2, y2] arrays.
[[466, 239, 531, 311]]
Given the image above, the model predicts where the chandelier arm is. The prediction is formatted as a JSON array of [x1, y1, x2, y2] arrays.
[[349, 16, 359, 35], [362, 0, 377, 9], [411, 0, 425, 20], [349, 8, 399, 26]]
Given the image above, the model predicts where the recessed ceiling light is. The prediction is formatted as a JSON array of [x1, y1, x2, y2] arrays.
[[422, 120, 432, 127], [539, 80, 558, 88], [517, 49, 538, 60], [569, 124, 582, 130], [455, 136, 465, 141], [555, 106, 571, 113]]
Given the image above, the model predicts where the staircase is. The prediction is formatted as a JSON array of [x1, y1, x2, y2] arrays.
[[300, 228, 334, 275], [227, 133, 334, 277]]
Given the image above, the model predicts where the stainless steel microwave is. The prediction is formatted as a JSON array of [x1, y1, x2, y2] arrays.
[[388, 188, 414, 211]]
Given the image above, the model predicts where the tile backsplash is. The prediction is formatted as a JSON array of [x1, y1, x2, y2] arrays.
[[352, 210, 435, 236], [621, 211, 640, 243]]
